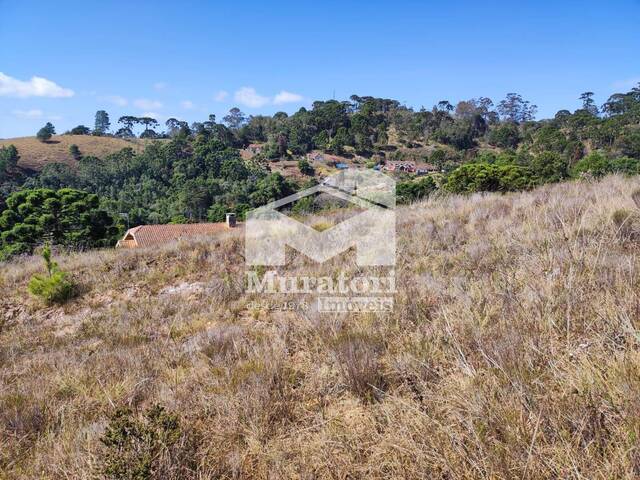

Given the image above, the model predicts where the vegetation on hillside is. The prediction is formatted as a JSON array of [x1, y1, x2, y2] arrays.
[[0, 188, 118, 260], [2, 176, 640, 477], [1, 84, 639, 259]]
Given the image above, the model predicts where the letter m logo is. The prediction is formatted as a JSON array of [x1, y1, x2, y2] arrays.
[[245, 170, 396, 266]]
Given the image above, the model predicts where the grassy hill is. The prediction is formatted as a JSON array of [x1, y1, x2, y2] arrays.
[[2, 176, 640, 478], [0, 135, 155, 171]]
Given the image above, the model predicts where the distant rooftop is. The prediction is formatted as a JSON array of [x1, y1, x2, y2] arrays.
[[116, 222, 238, 248]]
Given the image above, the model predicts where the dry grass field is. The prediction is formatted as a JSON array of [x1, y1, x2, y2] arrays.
[[2, 175, 640, 478], [0, 135, 155, 171]]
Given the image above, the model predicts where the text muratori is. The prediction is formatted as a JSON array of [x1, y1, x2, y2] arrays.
[[246, 270, 396, 294]]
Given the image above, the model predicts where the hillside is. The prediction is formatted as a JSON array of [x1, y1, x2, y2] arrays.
[[0, 135, 155, 171], [3, 175, 640, 478]]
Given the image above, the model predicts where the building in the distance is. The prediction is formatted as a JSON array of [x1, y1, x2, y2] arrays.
[[247, 143, 263, 154], [383, 160, 416, 173], [116, 214, 238, 249], [383, 160, 438, 175]]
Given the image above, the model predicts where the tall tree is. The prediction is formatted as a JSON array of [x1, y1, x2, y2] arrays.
[[436, 100, 454, 112], [138, 117, 159, 138], [94, 110, 111, 135], [36, 122, 56, 142], [203, 114, 216, 132], [455, 97, 497, 124], [165, 118, 181, 137], [116, 116, 137, 137], [497, 93, 537, 123], [223, 108, 247, 130], [579, 92, 599, 116], [0, 144, 19, 181]]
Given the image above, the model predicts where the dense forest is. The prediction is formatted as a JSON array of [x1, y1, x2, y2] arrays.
[[1, 85, 639, 260]]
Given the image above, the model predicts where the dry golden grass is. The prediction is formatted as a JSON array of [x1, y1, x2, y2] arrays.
[[0, 135, 158, 171], [2, 175, 640, 478]]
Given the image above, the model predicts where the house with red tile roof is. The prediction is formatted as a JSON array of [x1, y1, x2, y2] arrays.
[[383, 160, 438, 175], [384, 160, 416, 173], [116, 215, 238, 248]]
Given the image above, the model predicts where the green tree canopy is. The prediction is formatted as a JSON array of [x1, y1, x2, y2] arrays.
[[94, 110, 111, 135], [445, 163, 533, 193], [36, 122, 55, 142], [0, 145, 19, 182], [0, 188, 119, 259]]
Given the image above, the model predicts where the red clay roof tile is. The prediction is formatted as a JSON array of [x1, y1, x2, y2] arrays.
[[120, 223, 236, 248]]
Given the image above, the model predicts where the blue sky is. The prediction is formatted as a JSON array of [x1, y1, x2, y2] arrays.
[[1, 0, 639, 138]]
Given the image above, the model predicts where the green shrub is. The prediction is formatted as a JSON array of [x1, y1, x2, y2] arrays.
[[432, 122, 476, 150], [572, 152, 610, 177], [297, 158, 314, 176], [616, 130, 640, 159], [291, 195, 316, 214], [69, 124, 91, 135], [530, 151, 569, 184], [532, 124, 568, 153], [27, 245, 74, 305], [207, 203, 226, 222], [397, 176, 437, 203], [100, 405, 193, 480], [69, 144, 82, 160], [429, 148, 446, 167], [609, 156, 640, 175], [445, 162, 533, 193], [488, 122, 520, 149]]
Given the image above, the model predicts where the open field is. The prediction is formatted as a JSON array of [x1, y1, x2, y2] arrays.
[[2, 176, 640, 478], [0, 135, 156, 171]]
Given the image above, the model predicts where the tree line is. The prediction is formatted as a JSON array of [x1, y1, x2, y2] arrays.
[[3, 83, 639, 260]]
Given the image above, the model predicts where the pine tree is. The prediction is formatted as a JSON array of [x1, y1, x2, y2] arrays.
[[94, 110, 110, 135]]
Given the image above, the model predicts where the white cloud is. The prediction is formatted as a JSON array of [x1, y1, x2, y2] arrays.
[[612, 77, 640, 90], [228, 87, 304, 108], [101, 95, 128, 107], [153, 82, 168, 91], [214, 90, 229, 102], [0, 72, 74, 98], [140, 112, 162, 121], [133, 98, 163, 110], [234, 87, 270, 108], [11, 109, 62, 122], [12, 109, 44, 119], [273, 90, 303, 105], [180, 100, 194, 110]]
